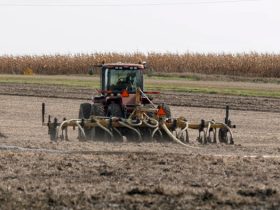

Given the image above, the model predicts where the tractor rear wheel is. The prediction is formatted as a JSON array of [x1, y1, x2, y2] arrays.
[[79, 103, 92, 119], [91, 103, 106, 140], [91, 103, 105, 116], [107, 103, 123, 118], [78, 103, 92, 140], [107, 103, 124, 141]]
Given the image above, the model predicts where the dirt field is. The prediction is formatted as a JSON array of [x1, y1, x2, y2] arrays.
[[0, 92, 280, 210], [0, 83, 280, 113]]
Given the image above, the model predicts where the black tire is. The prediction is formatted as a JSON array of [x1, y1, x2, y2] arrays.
[[91, 103, 105, 116], [78, 103, 92, 140], [108, 103, 145, 141], [139, 127, 153, 141], [162, 103, 171, 118], [107, 103, 123, 118], [218, 127, 234, 144], [79, 103, 92, 119], [90, 103, 106, 140]]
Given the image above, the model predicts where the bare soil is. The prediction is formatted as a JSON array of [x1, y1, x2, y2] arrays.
[[0, 83, 280, 112], [0, 94, 280, 209]]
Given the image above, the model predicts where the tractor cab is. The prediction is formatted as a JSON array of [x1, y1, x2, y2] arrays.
[[101, 63, 144, 94], [93, 63, 149, 117]]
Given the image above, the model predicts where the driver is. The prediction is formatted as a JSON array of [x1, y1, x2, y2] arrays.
[[125, 72, 136, 91], [126, 72, 136, 84], [110, 72, 136, 91]]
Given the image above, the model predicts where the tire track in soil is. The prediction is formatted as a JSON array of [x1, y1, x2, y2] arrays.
[[0, 83, 280, 113], [1, 145, 280, 159]]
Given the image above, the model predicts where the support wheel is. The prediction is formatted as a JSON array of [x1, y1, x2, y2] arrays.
[[218, 127, 234, 144]]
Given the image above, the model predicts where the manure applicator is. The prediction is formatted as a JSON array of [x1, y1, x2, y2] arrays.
[[42, 63, 236, 146]]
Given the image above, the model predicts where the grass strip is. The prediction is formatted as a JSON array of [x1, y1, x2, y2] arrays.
[[0, 74, 279, 98]]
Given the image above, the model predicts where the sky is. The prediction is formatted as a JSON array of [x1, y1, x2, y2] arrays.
[[0, 0, 279, 55]]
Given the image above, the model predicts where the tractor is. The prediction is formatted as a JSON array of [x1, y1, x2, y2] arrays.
[[78, 62, 170, 140]]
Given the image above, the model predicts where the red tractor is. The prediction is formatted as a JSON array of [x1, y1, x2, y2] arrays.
[[78, 62, 171, 140]]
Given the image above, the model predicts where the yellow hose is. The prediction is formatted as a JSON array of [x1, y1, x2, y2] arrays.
[[160, 123, 199, 149]]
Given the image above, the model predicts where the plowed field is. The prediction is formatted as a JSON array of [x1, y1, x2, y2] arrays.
[[0, 90, 280, 209]]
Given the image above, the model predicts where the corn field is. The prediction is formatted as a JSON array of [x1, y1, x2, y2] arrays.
[[0, 53, 279, 77]]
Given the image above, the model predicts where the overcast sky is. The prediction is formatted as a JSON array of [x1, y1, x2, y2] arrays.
[[0, 0, 278, 55]]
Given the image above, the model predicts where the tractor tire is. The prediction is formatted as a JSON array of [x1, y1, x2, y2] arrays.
[[91, 103, 105, 116], [107, 103, 123, 118], [107, 103, 125, 141], [91, 103, 106, 140], [79, 103, 92, 119], [78, 103, 92, 140], [162, 103, 171, 118]]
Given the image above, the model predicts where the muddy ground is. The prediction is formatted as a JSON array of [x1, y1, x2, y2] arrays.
[[0, 91, 280, 209]]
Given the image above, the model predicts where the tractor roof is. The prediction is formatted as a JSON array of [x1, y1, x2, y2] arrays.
[[102, 63, 145, 69]]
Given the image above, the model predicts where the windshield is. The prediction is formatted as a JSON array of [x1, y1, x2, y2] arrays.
[[106, 69, 142, 92]]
